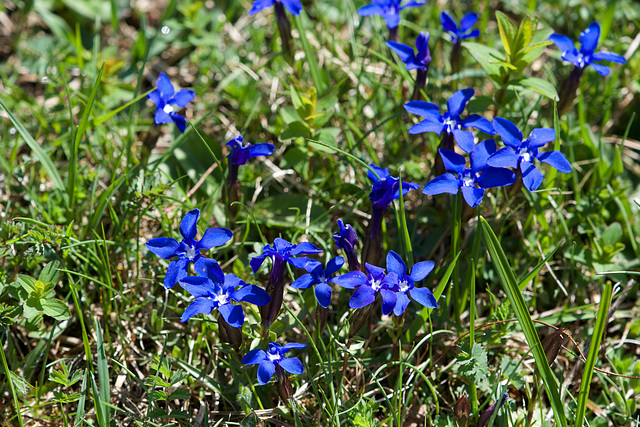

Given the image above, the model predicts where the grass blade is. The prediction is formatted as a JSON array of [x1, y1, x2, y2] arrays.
[[94, 318, 110, 426], [574, 281, 613, 426], [518, 240, 564, 291], [294, 11, 325, 95], [479, 216, 568, 427], [0, 337, 24, 427]]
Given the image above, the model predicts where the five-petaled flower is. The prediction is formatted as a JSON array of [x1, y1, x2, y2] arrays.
[[242, 342, 306, 385], [251, 238, 323, 273], [385, 251, 437, 315], [441, 11, 480, 44], [487, 117, 572, 191], [146, 209, 233, 289], [357, 0, 426, 29], [227, 136, 275, 166], [333, 263, 398, 315], [179, 258, 270, 325], [249, 0, 302, 15], [291, 256, 344, 308], [386, 32, 431, 71], [368, 164, 419, 212], [423, 139, 516, 207], [404, 88, 495, 153], [549, 21, 626, 77], [148, 72, 195, 133]]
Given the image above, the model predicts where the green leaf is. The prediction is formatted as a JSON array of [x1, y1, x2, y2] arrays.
[[491, 61, 518, 70], [496, 11, 517, 56], [463, 42, 505, 82], [514, 77, 559, 101], [38, 261, 60, 284], [94, 318, 111, 426], [42, 299, 70, 320], [17, 275, 37, 294], [513, 16, 534, 57], [280, 121, 311, 140], [518, 241, 564, 291]]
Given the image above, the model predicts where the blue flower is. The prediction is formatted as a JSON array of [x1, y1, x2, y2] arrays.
[[368, 164, 419, 212], [333, 263, 398, 315], [441, 11, 480, 44], [549, 22, 626, 77], [249, 0, 302, 15], [147, 73, 195, 133], [250, 237, 323, 273], [146, 209, 233, 289], [333, 220, 358, 253], [487, 117, 572, 191], [386, 32, 431, 71], [242, 342, 306, 385], [227, 136, 275, 165], [404, 88, 495, 153], [291, 256, 344, 308], [385, 251, 437, 315], [179, 259, 270, 325], [422, 139, 517, 207], [357, 0, 426, 29]]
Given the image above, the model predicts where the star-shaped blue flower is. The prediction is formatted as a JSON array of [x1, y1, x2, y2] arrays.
[[291, 256, 344, 308], [422, 139, 517, 207], [250, 237, 323, 273], [385, 251, 437, 315], [333, 263, 398, 315], [242, 342, 306, 385], [368, 164, 419, 212], [179, 259, 270, 325], [227, 136, 275, 165], [249, 0, 302, 15], [386, 32, 431, 71], [487, 117, 572, 191], [146, 209, 233, 289], [357, 0, 426, 29], [441, 11, 480, 44], [404, 88, 495, 153], [549, 21, 626, 76], [147, 73, 195, 133]]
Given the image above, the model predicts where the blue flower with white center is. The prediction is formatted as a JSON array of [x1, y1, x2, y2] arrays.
[[145, 209, 233, 289], [249, 0, 302, 15], [179, 259, 270, 325], [291, 256, 344, 308], [242, 342, 306, 385], [422, 139, 517, 207], [487, 117, 572, 191], [385, 251, 437, 315], [368, 164, 420, 212], [404, 88, 496, 153], [147, 73, 195, 133], [549, 21, 626, 77], [332, 263, 398, 315], [357, 0, 426, 29], [386, 32, 431, 71], [441, 11, 480, 44]]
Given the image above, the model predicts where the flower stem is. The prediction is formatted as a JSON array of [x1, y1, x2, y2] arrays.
[[362, 208, 384, 266], [274, 2, 294, 63], [410, 69, 427, 101]]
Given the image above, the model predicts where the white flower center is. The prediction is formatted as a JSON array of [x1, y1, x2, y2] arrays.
[[370, 278, 382, 291], [399, 280, 411, 293], [185, 244, 197, 260], [213, 292, 229, 306], [443, 118, 457, 132], [521, 151, 531, 162], [163, 104, 174, 114], [268, 352, 281, 362], [462, 176, 475, 187]]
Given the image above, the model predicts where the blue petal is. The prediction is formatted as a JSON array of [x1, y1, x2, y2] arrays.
[[409, 287, 437, 308], [248, 143, 275, 158], [147, 90, 162, 107], [288, 256, 312, 269], [314, 282, 332, 308], [249, 0, 275, 15], [180, 209, 200, 241], [463, 29, 480, 39], [350, 285, 376, 309], [579, 22, 600, 55], [291, 273, 316, 289], [332, 271, 368, 289], [447, 88, 474, 118], [549, 34, 577, 54], [399, 1, 426, 10], [460, 114, 495, 135], [460, 12, 478, 32], [440, 11, 458, 33], [404, 101, 440, 118], [386, 40, 415, 63], [537, 151, 572, 173], [198, 227, 233, 250], [223, 274, 242, 292], [415, 32, 431, 63], [242, 349, 267, 365], [154, 108, 172, 125], [164, 259, 189, 289], [171, 114, 187, 133], [282, 342, 307, 352], [219, 304, 244, 328], [156, 72, 175, 100], [367, 164, 389, 182], [171, 89, 195, 108], [409, 117, 443, 134], [590, 62, 611, 76], [326, 256, 345, 275], [393, 292, 411, 316], [383, 13, 400, 29], [409, 261, 434, 282], [278, 357, 304, 375], [365, 263, 386, 279], [461, 186, 484, 207], [453, 129, 475, 153], [357, 4, 382, 16], [422, 173, 460, 196], [386, 250, 407, 277], [470, 139, 496, 173], [179, 276, 213, 297], [250, 254, 268, 273], [291, 241, 322, 255], [477, 167, 516, 188], [279, 0, 302, 15], [487, 147, 518, 169], [257, 361, 276, 385], [231, 284, 271, 306], [198, 258, 224, 283], [520, 160, 544, 191], [180, 297, 215, 322], [493, 117, 523, 148], [146, 237, 179, 259], [440, 149, 466, 173], [593, 51, 626, 64], [528, 128, 555, 148], [379, 289, 397, 315]]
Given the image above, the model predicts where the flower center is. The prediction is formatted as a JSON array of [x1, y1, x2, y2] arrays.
[[370, 277, 382, 291], [185, 244, 197, 260], [399, 279, 411, 293], [517, 148, 532, 163], [268, 351, 281, 362], [462, 175, 475, 187], [213, 292, 229, 306], [443, 117, 457, 132], [163, 104, 174, 114]]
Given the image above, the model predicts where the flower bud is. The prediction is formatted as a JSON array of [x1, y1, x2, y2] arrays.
[[477, 392, 508, 427], [454, 393, 471, 427]]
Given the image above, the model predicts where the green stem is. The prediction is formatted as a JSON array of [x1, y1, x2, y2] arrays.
[[0, 334, 25, 427]]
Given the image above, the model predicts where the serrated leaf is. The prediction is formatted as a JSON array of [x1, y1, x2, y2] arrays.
[[496, 11, 517, 56], [169, 370, 188, 386], [168, 388, 190, 400], [10, 371, 34, 397], [42, 299, 70, 320]]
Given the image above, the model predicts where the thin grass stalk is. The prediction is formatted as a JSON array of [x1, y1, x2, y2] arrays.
[[0, 334, 24, 427]]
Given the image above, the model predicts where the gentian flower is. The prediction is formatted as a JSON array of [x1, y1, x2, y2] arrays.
[[333, 220, 361, 271], [386, 32, 431, 71], [249, 0, 302, 15], [227, 136, 275, 166], [404, 88, 495, 153], [422, 139, 517, 207], [242, 342, 306, 385], [357, 0, 426, 29], [146, 209, 233, 289], [385, 251, 437, 315], [333, 263, 398, 315], [179, 258, 270, 325], [291, 256, 344, 308], [441, 11, 480, 44], [147, 72, 195, 133], [549, 21, 626, 77], [487, 117, 572, 191], [477, 392, 509, 427]]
